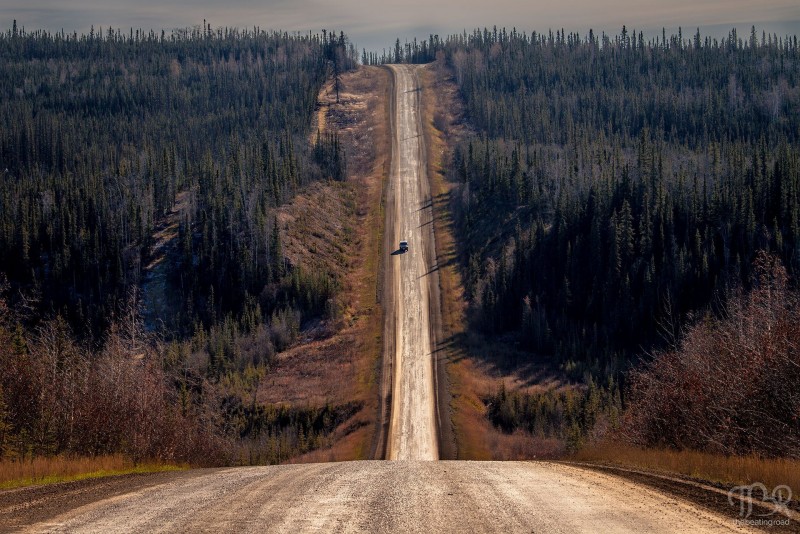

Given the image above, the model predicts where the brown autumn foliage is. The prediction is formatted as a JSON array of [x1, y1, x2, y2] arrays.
[[0, 285, 357, 468], [0, 286, 227, 466], [624, 252, 800, 458]]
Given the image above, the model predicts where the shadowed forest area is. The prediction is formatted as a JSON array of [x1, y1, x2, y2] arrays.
[[0, 23, 361, 466], [2, 18, 800, 474], [380, 27, 800, 459]]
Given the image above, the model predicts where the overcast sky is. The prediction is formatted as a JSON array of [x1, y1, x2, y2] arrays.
[[3, 0, 799, 52]]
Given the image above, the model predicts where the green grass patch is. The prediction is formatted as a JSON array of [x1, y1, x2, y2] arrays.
[[0, 461, 187, 490]]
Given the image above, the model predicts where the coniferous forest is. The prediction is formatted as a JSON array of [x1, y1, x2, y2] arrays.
[[0, 24, 357, 464], [0, 24, 353, 336], [2, 19, 799, 466], [382, 27, 800, 456]]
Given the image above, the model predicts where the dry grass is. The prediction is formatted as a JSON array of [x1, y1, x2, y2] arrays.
[[445, 351, 571, 460], [333, 66, 392, 412], [276, 182, 355, 286], [260, 334, 364, 406], [488, 433, 566, 461], [0, 455, 185, 489], [419, 63, 504, 460], [418, 61, 571, 460], [260, 66, 392, 461], [574, 443, 800, 496], [285, 423, 372, 464], [446, 357, 493, 460], [418, 67, 465, 351]]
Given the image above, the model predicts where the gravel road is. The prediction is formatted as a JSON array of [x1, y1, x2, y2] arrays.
[[22, 462, 752, 533], [383, 64, 439, 461]]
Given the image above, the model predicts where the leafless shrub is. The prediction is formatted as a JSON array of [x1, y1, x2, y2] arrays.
[[624, 252, 800, 458], [0, 290, 228, 466]]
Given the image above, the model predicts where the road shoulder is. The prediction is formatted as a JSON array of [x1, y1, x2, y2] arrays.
[[568, 462, 798, 533], [0, 470, 210, 533]]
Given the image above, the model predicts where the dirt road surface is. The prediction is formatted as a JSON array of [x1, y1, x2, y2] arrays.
[[3, 66, 760, 534], [383, 64, 440, 461], [18, 462, 752, 533]]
